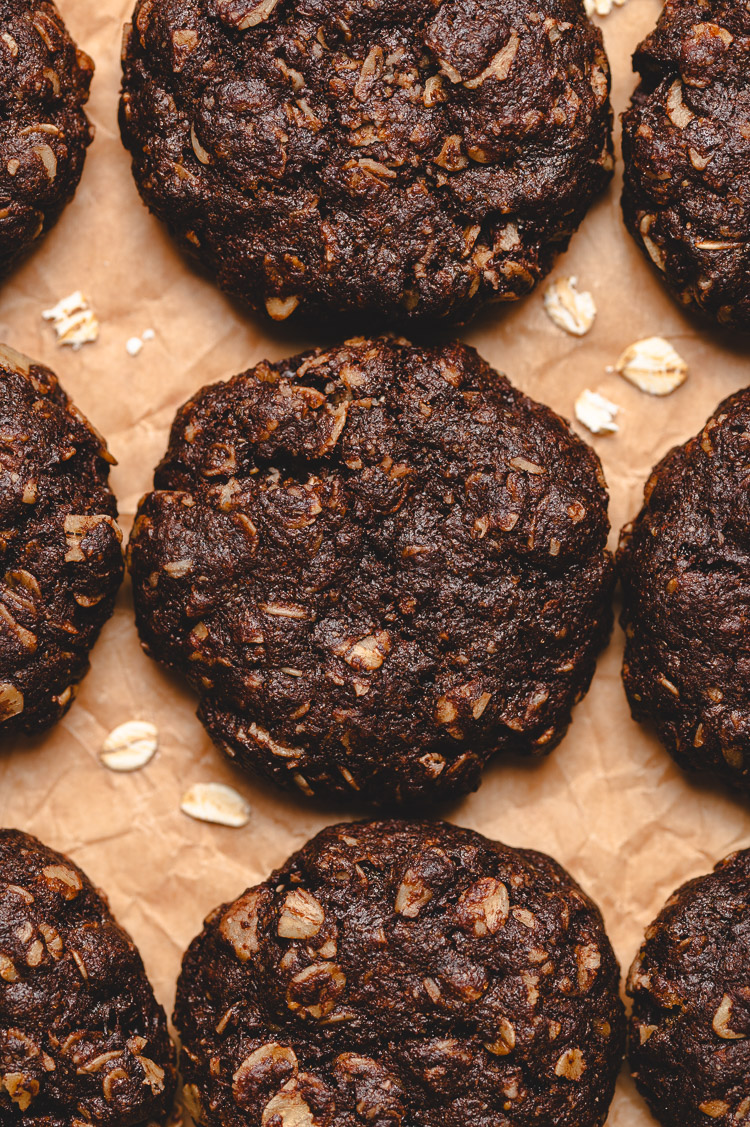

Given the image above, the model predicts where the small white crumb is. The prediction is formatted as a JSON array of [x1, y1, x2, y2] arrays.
[[615, 337, 688, 396], [584, 0, 628, 16], [42, 291, 99, 350], [100, 720, 158, 772], [126, 336, 144, 357], [575, 389, 620, 436], [544, 277, 596, 336], [180, 782, 251, 827], [141, 328, 155, 341]]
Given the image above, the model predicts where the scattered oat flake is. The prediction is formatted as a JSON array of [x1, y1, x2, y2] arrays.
[[543, 277, 596, 337], [180, 783, 251, 827], [584, 0, 628, 15], [575, 389, 620, 436], [42, 291, 99, 350], [615, 337, 688, 396], [100, 720, 158, 772]]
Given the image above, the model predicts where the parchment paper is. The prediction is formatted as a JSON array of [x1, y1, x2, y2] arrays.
[[1, 2, 749, 1122]]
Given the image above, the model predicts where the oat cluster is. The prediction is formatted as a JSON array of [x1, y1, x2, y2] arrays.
[[128, 337, 614, 806], [119, 0, 613, 325], [176, 820, 625, 1127]]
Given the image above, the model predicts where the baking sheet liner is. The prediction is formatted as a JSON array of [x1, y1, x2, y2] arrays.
[[1, 1, 749, 1122]]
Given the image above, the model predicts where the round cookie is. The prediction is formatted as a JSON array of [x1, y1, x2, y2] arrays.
[[176, 820, 625, 1127], [618, 388, 750, 792], [128, 337, 614, 806], [621, 1, 750, 332], [0, 828, 176, 1126], [0, 344, 124, 738], [628, 849, 750, 1126], [119, 0, 613, 327], [0, 0, 94, 278]]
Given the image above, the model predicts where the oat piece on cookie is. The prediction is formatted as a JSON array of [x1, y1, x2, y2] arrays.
[[128, 337, 614, 806], [621, 1, 750, 331], [119, 0, 613, 326], [618, 388, 750, 792], [0, 828, 176, 1126], [0, 345, 123, 738], [0, 1, 94, 277], [176, 819, 625, 1127], [628, 849, 750, 1126]]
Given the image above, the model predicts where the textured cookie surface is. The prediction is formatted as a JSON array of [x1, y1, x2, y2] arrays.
[[0, 0, 94, 277], [618, 389, 750, 792], [128, 338, 614, 806], [621, 1, 750, 331], [0, 345, 124, 738], [119, 0, 613, 326], [176, 820, 625, 1127], [0, 829, 176, 1127], [628, 849, 750, 1126]]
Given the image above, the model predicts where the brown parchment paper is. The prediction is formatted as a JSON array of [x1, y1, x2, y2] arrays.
[[1, 1, 749, 1122]]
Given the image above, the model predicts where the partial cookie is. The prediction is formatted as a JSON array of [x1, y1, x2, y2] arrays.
[[621, 1, 750, 331], [119, 0, 613, 326], [176, 820, 625, 1127], [618, 388, 750, 791], [0, 1, 94, 277], [0, 344, 124, 737], [128, 338, 614, 806], [628, 849, 750, 1126], [0, 828, 176, 1126]]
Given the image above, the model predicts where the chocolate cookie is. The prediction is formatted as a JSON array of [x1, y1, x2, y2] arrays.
[[618, 388, 750, 792], [621, 1, 750, 332], [128, 338, 614, 806], [0, 1, 94, 278], [176, 820, 625, 1127], [628, 849, 750, 1126], [0, 344, 124, 738], [119, 0, 613, 327], [0, 829, 176, 1126]]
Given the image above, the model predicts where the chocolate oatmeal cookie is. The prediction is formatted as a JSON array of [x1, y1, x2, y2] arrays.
[[618, 388, 750, 792], [176, 820, 625, 1127], [0, 344, 124, 738], [119, 0, 613, 327], [0, 829, 176, 1127], [128, 338, 614, 806], [628, 849, 750, 1126], [621, 1, 750, 332], [0, 1, 94, 278]]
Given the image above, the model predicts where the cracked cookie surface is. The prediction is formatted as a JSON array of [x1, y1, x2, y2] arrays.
[[176, 819, 625, 1127], [628, 849, 750, 1127], [0, 829, 176, 1127], [621, 1, 750, 332], [0, 0, 94, 277], [119, 0, 613, 326], [0, 345, 123, 738], [618, 388, 750, 793], [128, 337, 614, 807]]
